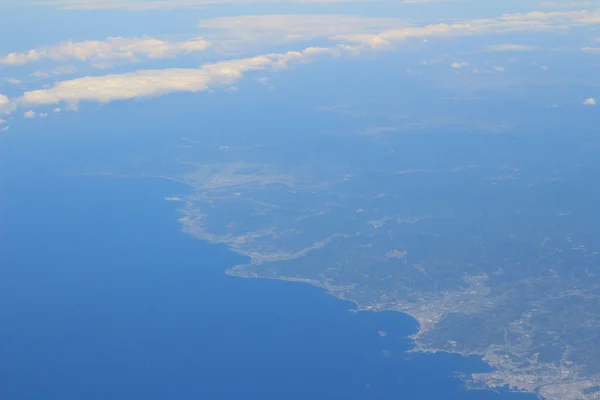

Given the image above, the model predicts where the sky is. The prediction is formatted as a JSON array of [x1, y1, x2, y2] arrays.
[[1, 0, 600, 132]]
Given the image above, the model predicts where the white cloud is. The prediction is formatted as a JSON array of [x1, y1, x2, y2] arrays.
[[5, 78, 22, 85], [9, 7, 600, 116], [199, 14, 401, 45], [54, 107, 62, 112], [1, 36, 210, 66], [493, 66, 505, 71], [32, 66, 78, 78], [0, 118, 6, 124], [540, 1, 598, 9], [0, 94, 15, 115], [18, 46, 339, 107], [193, 8, 600, 55], [487, 44, 538, 51], [32, 0, 369, 9], [584, 97, 596, 105], [451, 61, 469, 68], [403, 0, 448, 3], [330, 9, 600, 49], [581, 46, 600, 53], [24, 110, 36, 118]]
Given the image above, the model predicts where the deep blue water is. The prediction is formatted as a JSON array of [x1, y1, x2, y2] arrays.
[[0, 94, 549, 400], [0, 171, 539, 400]]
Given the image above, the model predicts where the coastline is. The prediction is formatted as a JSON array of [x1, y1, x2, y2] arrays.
[[224, 264, 539, 399], [170, 189, 568, 400]]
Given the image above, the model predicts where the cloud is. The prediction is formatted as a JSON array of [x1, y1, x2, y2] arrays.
[[18, 46, 339, 107], [199, 14, 401, 45], [0, 118, 6, 124], [0, 94, 15, 114], [487, 44, 538, 51], [403, 0, 449, 3], [493, 66, 505, 71], [540, 1, 598, 9], [329, 9, 600, 48], [9, 7, 600, 115], [193, 8, 600, 55], [451, 61, 469, 68], [31, 0, 367, 10], [584, 97, 596, 105], [32, 66, 78, 78], [581, 46, 600, 53], [199, 14, 441, 49], [24, 110, 36, 118], [1, 36, 210, 67]]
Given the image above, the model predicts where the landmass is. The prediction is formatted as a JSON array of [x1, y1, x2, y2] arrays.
[[156, 131, 600, 400]]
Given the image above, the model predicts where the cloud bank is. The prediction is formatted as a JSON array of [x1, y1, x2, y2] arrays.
[[487, 44, 538, 51], [2, 36, 210, 67], [17, 46, 338, 107], [331, 9, 600, 48], [194, 8, 600, 53], [7, 7, 600, 116], [31, 0, 369, 10], [198, 14, 402, 44]]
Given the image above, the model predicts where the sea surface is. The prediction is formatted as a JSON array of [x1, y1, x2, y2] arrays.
[[0, 171, 536, 400]]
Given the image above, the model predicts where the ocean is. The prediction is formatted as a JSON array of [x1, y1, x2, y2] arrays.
[[0, 172, 536, 400]]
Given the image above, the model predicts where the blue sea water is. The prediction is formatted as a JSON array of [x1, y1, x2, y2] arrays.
[[0, 84, 555, 400], [0, 169, 538, 400]]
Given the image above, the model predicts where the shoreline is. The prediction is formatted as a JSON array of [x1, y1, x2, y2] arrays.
[[224, 265, 541, 399], [175, 197, 547, 400]]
